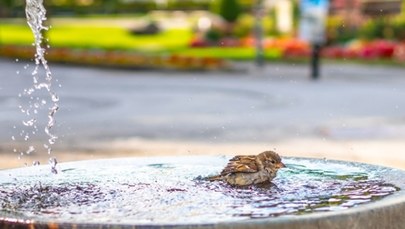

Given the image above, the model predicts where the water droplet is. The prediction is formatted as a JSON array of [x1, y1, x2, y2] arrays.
[[49, 157, 57, 166], [51, 167, 57, 174], [11, 136, 15, 141], [15, 59, 19, 62], [16, 71, 20, 74], [51, 93, 59, 102], [49, 157, 58, 174], [22, 118, 36, 126], [48, 136, 57, 145], [26, 146, 35, 155], [25, 88, 35, 95]]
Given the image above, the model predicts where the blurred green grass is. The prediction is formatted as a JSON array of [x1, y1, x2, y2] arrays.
[[0, 24, 192, 52], [0, 24, 34, 45], [52, 26, 192, 52], [177, 47, 282, 60]]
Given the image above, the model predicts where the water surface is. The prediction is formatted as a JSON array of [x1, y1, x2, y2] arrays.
[[0, 156, 399, 225]]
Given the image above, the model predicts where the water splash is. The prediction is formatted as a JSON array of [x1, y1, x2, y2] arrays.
[[48, 157, 58, 174], [16, 0, 59, 173]]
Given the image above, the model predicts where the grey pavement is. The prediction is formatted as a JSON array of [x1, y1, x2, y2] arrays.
[[1, 58, 405, 168]]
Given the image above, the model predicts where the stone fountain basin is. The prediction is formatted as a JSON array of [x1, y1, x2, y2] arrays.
[[0, 156, 404, 229]]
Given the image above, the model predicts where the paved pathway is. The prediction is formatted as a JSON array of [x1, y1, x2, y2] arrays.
[[1, 58, 405, 169]]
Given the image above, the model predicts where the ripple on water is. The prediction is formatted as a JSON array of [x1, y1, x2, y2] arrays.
[[0, 157, 400, 225]]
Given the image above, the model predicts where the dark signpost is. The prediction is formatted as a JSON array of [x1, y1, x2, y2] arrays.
[[254, 0, 265, 67], [299, 0, 329, 80]]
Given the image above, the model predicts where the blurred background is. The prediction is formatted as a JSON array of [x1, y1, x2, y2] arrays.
[[1, 0, 405, 66], [1, 0, 405, 169]]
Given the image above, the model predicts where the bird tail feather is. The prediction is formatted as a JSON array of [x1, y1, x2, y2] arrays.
[[204, 175, 222, 181]]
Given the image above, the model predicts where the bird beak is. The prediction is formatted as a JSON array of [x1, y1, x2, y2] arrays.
[[277, 162, 286, 169]]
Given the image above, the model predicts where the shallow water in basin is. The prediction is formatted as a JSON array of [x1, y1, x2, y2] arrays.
[[0, 156, 399, 225]]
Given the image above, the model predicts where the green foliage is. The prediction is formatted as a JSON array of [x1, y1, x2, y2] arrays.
[[359, 19, 388, 40], [326, 16, 353, 43], [165, 0, 210, 10], [391, 17, 405, 40], [232, 14, 254, 38], [359, 17, 405, 41], [1, 0, 14, 8], [212, 0, 241, 23], [205, 28, 223, 42], [0, 0, 24, 17], [232, 14, 274, 38], [292, 0, 300, 29], [327, 13, 405, 43], [268, 6, 279, 36]]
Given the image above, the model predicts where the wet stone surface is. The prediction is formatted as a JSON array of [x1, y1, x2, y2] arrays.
[[0, 157, 399, 225]]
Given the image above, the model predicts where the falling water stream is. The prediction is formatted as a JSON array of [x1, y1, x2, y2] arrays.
[[15, 0, 59, 172]]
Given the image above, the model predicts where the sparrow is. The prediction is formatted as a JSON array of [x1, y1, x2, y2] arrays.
[[207, 151, 286, 186]]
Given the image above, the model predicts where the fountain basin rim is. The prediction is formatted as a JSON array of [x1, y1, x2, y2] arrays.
[[1, 156, 405, 229]]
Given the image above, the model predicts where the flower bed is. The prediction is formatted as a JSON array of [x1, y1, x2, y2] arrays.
[[2, 39, 404, 69], [0, 45, 229, 71], [322, 40, 405, 61], [189, 35, 405, 64]]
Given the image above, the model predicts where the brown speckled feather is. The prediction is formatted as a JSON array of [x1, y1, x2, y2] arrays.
[[220, 155, 259, 175]]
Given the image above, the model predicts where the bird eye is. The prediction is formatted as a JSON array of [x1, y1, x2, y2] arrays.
[[270, 160, 276, 164]]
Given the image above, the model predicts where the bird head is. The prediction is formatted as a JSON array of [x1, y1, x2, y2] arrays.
[[259, 151, 286, 170]]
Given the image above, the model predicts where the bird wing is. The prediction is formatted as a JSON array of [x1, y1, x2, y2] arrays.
[[220, 155, 259, 175]]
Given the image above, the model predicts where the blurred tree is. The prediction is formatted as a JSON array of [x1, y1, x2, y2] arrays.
[[0, 0, 25, 17], [268, 4, 278, 36], [219, 0, 241, 23], [211, 0, 241, 35], [292, 0, 299, 32], [103, 0, 118, 14], [1, 0, 13, 16]]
